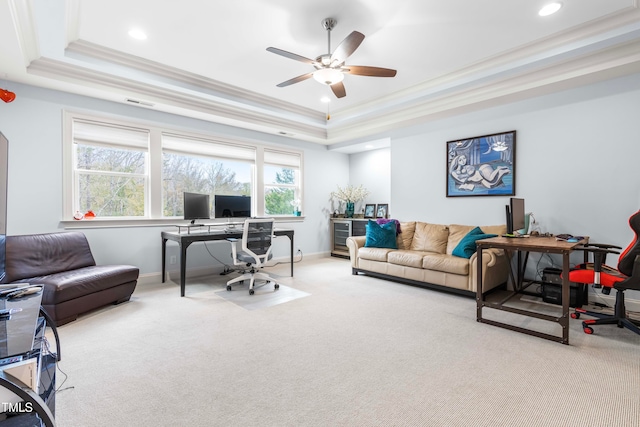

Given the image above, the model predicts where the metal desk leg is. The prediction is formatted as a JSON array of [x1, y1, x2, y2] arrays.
[[290, 234, 294, 277], [476, 245, 483, 321], [561, 252, 570, 344], [180, 242, 190, 297], [161, 237, 167, 283]]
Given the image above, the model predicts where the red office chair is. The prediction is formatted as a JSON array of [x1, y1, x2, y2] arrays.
[[569, 210, 640, 336]]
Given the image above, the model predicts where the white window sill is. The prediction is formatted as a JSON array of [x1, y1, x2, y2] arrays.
[[60, 216, 305, 229]]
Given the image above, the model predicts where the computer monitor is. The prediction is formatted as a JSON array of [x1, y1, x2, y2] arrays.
[[183, 192, 211, 224], [508, 197, 525, 234], [214, 195, 251, 218]]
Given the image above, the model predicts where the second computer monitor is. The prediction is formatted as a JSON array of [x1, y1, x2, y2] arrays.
[[510, 197, 525, 234], [214, 195, 251, 218]]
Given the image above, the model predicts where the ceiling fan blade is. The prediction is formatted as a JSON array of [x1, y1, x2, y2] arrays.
[[276, 73, 314, 87], [343, 66, 397, 77], [330, 81, 346, 98], [330, 31, 365, 65], [267, 47, 318, 65]]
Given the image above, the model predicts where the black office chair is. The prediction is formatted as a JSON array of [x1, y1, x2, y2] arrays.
[[226, 218, 280, 295], [569, 210, 640, 336]]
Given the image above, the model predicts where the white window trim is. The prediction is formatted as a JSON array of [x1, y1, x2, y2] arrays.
[[63, 110, 304, 226]]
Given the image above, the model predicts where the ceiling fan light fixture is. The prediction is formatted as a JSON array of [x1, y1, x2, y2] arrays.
[[313, 68, 344, 85]]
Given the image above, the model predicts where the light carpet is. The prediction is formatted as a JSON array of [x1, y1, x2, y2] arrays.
[[52, 257, 639, 427]]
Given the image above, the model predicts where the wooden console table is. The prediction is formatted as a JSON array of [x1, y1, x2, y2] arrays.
[[476, 236, 588, 345]]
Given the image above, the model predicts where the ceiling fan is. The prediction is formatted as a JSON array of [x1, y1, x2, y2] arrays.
[[266, 18, 397, 99]]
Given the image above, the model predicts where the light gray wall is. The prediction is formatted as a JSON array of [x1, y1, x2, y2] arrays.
[[390, 72, 640, 297], [391, 73, 640, 245], [349, 148, 391, 216], [0, 83, 349, 278]]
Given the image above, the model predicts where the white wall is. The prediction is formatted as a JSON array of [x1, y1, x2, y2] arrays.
[[348, 148, 391, 216], [0, 83, 349, 278], [391, 73, 640, 244], [390, 72, 640, 298]]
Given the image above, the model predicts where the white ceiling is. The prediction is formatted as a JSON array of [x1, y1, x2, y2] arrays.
[[1, 0, 640, 152]]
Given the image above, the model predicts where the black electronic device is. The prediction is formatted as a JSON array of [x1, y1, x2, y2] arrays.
[[183, 192, 211, 224], [214, 195, 251, 218], [510, 197, 525, 234], [0, 132, 7, 283], [541, 267, 588, 307]]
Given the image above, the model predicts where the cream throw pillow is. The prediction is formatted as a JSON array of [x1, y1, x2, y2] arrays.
[[410, 222, 449, 254]]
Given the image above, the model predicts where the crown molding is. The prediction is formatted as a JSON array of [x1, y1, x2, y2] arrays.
[[27, 57, 329, 142], [65, 40, 323, 122], [7, 1, 640, 149]]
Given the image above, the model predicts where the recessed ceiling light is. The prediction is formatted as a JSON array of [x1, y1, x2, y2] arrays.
[[539, 2, 562, 17], [320, 96, 331, 103], [128, 28, 147, 40], [365, 144, 374, 149]]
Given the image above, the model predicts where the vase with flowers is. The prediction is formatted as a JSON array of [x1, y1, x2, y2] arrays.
[[330, 184, 370, 218]]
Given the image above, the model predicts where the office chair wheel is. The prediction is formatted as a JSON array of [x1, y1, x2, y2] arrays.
[[274, 284, 279, 290], [249, 289, 254, 295], [571, 312, 580, 319], [582, 323, 594, 334]]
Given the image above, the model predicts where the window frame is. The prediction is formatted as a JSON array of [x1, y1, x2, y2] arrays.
[[62, 111, 304, 227]]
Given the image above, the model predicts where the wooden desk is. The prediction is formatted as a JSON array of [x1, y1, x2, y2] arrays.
[[476, 236, 588, 344], [161, 228, 294, 297]]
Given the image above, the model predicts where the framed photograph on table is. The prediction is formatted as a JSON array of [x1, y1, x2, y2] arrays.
[[364, 204, 376, 218], [446, 130, 516, 197], [376, 204, 388, 219]]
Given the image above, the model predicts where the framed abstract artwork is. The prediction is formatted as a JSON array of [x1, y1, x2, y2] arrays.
[[446, 130, 516, 197]]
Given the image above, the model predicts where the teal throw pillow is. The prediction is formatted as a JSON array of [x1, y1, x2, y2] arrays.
[[452, 227, 497, 258], [364, 220, 398, 249]]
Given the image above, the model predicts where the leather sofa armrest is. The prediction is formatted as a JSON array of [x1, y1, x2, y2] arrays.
[[469, 248, 508, 293], [346, 236, 366, 268]]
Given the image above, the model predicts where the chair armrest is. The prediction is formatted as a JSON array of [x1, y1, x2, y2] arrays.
[[581, 243, 623, 250], [227, 239, 239, 265], [574, 244, 621, 270]]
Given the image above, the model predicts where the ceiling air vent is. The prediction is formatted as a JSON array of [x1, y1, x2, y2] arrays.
[[125, 98, 155, 107]]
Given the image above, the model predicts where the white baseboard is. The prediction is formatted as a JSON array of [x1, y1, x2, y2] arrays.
[[137, 251, 332, 286], [589, 290, 640, 313]]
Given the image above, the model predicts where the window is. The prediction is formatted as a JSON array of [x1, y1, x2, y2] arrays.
[[264, 149, 301, 215], [72, 119, 149, 217], [65, 112, 303, 222], [161, 134, 255, 217]]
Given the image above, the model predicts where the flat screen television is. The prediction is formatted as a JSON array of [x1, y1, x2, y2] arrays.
[[183, 192, 210, 224], [507, 197, 525, 234], [214, 195, 251, 218]]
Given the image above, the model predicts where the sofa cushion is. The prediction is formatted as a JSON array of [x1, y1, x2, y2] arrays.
[[365, 220, 398, 249], [422, 253, 469, 275], [5, 232, 96, 283], [358, 247, 394, 262], [397, 222, 416, 250], [452, 227, 498, 258], [410, 223, 449, 254], [13, 265, 140, 305], [447, 224, 507, 255], [388, 250, 432, 268]]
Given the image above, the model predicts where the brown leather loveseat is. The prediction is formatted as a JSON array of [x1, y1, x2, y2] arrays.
[[2, 231, 139, 326]]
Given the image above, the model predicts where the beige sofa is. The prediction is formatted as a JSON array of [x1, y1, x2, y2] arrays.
[[346, 222, 509, 295]]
